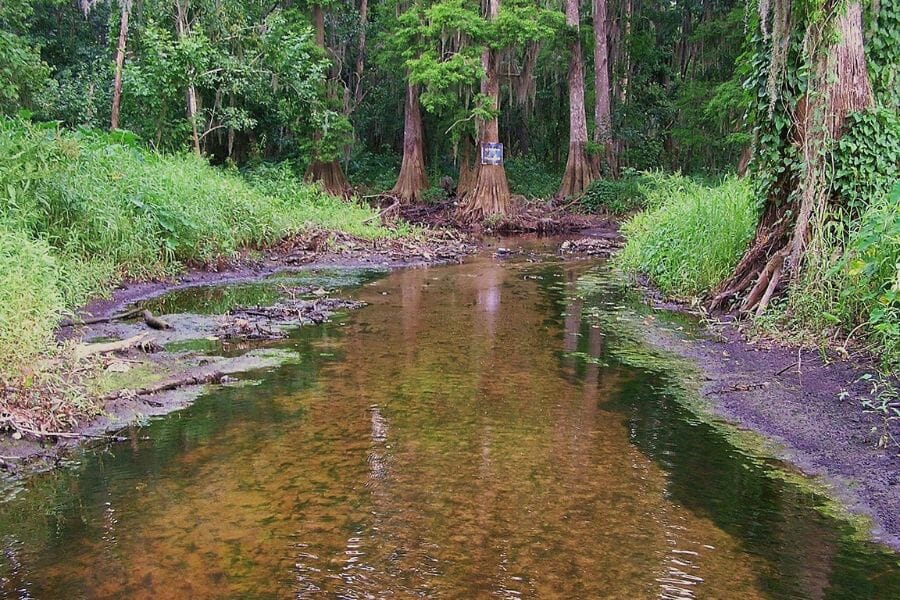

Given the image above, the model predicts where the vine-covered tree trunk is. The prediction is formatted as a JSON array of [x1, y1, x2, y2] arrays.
[[710, 0, 873, 315], [305, 3, 351, 197], [390, 83, 429, 203], [560, 0, 598, 198], [592, 0, 617, 177], [461, 0, 511, 220], [110, 0, 130, 131]]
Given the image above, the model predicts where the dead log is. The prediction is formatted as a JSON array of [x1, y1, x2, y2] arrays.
[[142, 310, 172, 330], [59, 307, 143, 328], [105, 366, 236, 400], [74, 333, 151, 361]]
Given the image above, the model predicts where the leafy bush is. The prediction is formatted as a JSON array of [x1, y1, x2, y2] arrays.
[[768, 183, 900, 369], [580, 171, 648, 214], [346, 151, 401, 192], [837, 187, 900, 366], [616, 176, 758, 298], [505, 156, 561, 199]]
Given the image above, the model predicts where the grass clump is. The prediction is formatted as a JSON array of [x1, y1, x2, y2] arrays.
[[0, 225, 63, 370], [0, 119, 397, 383], [616, 175, 758, 298]]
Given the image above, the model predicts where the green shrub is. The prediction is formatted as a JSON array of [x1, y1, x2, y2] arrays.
[[617, 176, 758, 298], [505, 156, 561, 199], [346, 151, 400, 192], [0, 224, 62, 372], [768, 183, 900, 369]]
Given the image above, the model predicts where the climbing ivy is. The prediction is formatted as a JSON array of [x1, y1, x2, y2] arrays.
[[832, 108, 900, 211]]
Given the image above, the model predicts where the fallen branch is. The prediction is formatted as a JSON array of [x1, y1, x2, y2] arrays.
[[74, 333, 151, 361], [59, 307, 143, 328], [142, 309, 172, 330], [105, 366, 236, 400]]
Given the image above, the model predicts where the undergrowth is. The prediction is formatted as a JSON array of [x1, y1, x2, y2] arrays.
[[756, 183, 900, 371], [0, 119, 395, 384], [616, 175, 758, 298]]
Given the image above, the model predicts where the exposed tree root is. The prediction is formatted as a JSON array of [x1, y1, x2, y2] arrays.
[[559, 142, 597, 198], [461, 164, 511, 221]]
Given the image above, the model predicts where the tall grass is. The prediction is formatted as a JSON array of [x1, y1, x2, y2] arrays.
[[616, 176, 758, 298], [0, 119, 395, 379]]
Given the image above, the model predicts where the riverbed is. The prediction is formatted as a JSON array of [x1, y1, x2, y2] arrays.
[[0, 242, 898, 598]]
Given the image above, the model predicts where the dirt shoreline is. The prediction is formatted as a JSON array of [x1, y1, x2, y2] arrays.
[[642, 310, 900, 551]]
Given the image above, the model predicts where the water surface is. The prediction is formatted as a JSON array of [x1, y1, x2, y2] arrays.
[[1, 246, 898, 599]]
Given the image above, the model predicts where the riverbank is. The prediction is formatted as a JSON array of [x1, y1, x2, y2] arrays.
[[638, 296, 900, 550], [0, 228, 479, 474]]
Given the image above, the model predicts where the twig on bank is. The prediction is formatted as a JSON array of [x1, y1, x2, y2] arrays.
[[59, 307, 144, 328]]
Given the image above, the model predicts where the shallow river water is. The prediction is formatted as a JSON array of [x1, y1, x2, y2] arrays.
[[1, 244, 899, 599]]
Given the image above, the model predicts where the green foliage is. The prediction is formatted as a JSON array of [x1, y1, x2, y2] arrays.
[[580, 171, 652, 215], [0, 118, 395, 379], [767, 184, 900, 370], [346, 151, 402, 192], [832, 108, 900, 211], [0, 0, 53, 116], [0, 223, 62, 372], [617, 176, 758, 298], [504, 156, 560, 199], [867, 0, 899, 110], [242, 161, 405, 239]]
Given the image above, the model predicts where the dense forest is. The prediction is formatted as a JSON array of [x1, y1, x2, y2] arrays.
[[3, 0, 749, 192], [0, 0, 898, 388]]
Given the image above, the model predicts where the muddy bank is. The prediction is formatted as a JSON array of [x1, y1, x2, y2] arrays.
[[642, 315, 900, 550], [69, 228, 476, 325], [0, 229, 480, 476]]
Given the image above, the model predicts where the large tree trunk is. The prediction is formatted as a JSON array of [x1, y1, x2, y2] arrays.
[[461, 0, 511, 220], [390, 83, 429, 203], [175, 0, 201, 155], [592, 0, 617, 178], [560, 0, 598, 198], [710, 1, 873, 315], [110, 0, 130, 131], [305, 3, 351, 197]]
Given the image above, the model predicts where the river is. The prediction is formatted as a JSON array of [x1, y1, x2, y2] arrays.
[[0, 244, 898, 598]]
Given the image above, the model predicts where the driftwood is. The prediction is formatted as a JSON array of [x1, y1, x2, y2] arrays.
[[141, 310, 172, 330], [61, 308, 173, 331], [105, 366, 236, 401], [60, 307, 143, 328], [74, 333, 151, 361]]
